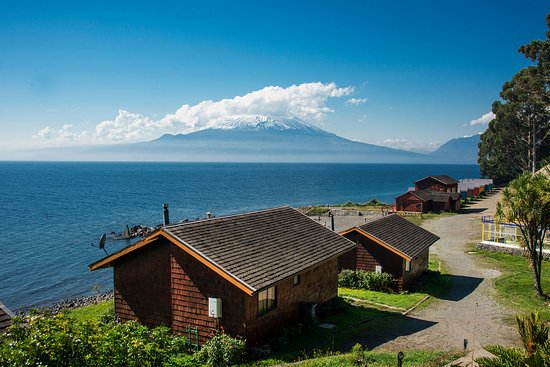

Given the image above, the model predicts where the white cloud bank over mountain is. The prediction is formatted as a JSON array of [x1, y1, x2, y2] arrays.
[[373, 138, 441, 153], [33, 82, 354, 146]]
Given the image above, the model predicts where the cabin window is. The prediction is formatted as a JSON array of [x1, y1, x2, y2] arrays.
[[293, 275, 300, 286], [405, 260, 411, 272], [258, 286, 276, 315]]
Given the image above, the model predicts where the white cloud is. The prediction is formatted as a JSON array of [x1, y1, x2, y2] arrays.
[[32, 124, 89, 146], [94, 110, 156, 142], [33, 82, 355, 146], [34, 126, 53, 140], [468, 111, 495, 126], [345, 98, 368, 105], [368, 138, 440, 153]]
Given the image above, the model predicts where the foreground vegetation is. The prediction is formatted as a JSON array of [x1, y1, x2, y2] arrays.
[[267, 349, 461, 367], [477, 312, 550, 366], [2, 298, 460, 367], [0, 312, 194, 367], [496, 172, 550, 298]]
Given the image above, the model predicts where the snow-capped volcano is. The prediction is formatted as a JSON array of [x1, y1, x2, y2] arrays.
[[26, 114, 448, 163], [206, 115, 326, 135]]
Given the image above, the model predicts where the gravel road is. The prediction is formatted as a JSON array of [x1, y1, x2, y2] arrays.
[[353, 192, 520, 355]]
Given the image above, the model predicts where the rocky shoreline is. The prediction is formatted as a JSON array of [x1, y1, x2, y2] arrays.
[[15, 292, 114, 317]]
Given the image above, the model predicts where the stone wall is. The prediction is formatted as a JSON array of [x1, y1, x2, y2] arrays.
[[477, 241, 550, 260]]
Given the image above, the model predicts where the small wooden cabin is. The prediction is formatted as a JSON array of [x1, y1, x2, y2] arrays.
[[395, 190, 461, 213], [338, 214, 440, 290], [414, 175, 459, 193], [89, 206, 356, 346], [0, 301, 14, 334]]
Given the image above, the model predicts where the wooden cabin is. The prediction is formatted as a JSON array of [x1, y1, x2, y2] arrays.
[[89, 206, 356, 346], [0, 301, 14, 334], [395, 190, 461, 213], [414, 175, 459, 193], [338, 214, 439, 290]]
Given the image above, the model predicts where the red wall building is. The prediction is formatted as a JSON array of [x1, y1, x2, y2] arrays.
[[90, 206, 356, 346], [414, 175, 459, 192], [338, 214, 439, 290]]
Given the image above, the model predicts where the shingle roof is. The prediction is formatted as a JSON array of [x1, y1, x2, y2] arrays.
[[354, 214, 439, 259], [419, 190, 461, 202], [398, 190, 460, 203], [90, 206, 356, 294], [0, 302, 14, 334], [416, 175, 459, 185]]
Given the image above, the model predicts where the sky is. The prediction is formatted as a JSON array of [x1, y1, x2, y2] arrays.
[[1, 1, 548, 155]]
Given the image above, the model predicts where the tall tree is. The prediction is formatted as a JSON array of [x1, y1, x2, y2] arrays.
[[479, 14, 550, 181], [496, 172, 550, 299]]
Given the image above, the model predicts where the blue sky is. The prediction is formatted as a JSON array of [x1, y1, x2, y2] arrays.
[[1, 1, 548, 154]]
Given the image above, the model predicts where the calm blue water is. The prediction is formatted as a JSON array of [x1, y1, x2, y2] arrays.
[[0, 162, 479, 310]]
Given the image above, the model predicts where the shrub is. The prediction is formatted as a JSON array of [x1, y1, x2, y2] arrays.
[[349, 343, 367, 366], [477, 311, 550, 367], [366, 198, 385, 206], [338, 269, 396, 292], [194, 330, 246, 367], [338, 269, 363, 288], [0, 313, 190, 367]]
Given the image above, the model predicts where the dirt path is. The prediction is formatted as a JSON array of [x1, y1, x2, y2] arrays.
[[363, 192, 520, 353]]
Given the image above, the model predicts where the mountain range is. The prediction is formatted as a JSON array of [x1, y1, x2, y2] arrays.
[[430, 134, 481, 164], [19, 116, 480, 163]]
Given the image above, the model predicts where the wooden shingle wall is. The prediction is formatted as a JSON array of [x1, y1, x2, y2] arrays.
[[114, 241, 172, 327], [170, 246, 247, 344], [244, 258, 339, 345]]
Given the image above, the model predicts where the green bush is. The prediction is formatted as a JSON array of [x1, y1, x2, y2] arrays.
[[477, 312, 550, 367], [349, 343, 366, 366], [366, 198, 385, 206], [194, 330, 246, 367], [0, 313, 191, 367], [338, 269, 396, 292]]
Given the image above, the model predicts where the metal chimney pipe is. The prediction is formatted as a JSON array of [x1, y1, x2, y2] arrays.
[[207, 212, 212, 219], [163, 203, 170, 225], [329, 211, 335, 231]]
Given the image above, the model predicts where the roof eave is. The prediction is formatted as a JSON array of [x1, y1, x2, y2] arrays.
[[340, 227, 412, 261], [88, 229, 256, 296]]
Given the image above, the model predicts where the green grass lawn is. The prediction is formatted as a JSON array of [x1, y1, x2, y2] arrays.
[[473, 251, 550, 321], [338, 254, 450, 312], [67, 299, 113, 322], [338, 288, 425, 310]]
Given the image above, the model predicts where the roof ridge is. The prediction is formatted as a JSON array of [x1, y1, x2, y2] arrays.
[[357, 213, 397, 227], [163, 205, 292, 229]]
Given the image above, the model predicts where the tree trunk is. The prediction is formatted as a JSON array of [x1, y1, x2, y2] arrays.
[[532, 118, 537, 174], [528, 238, 544, 298]]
